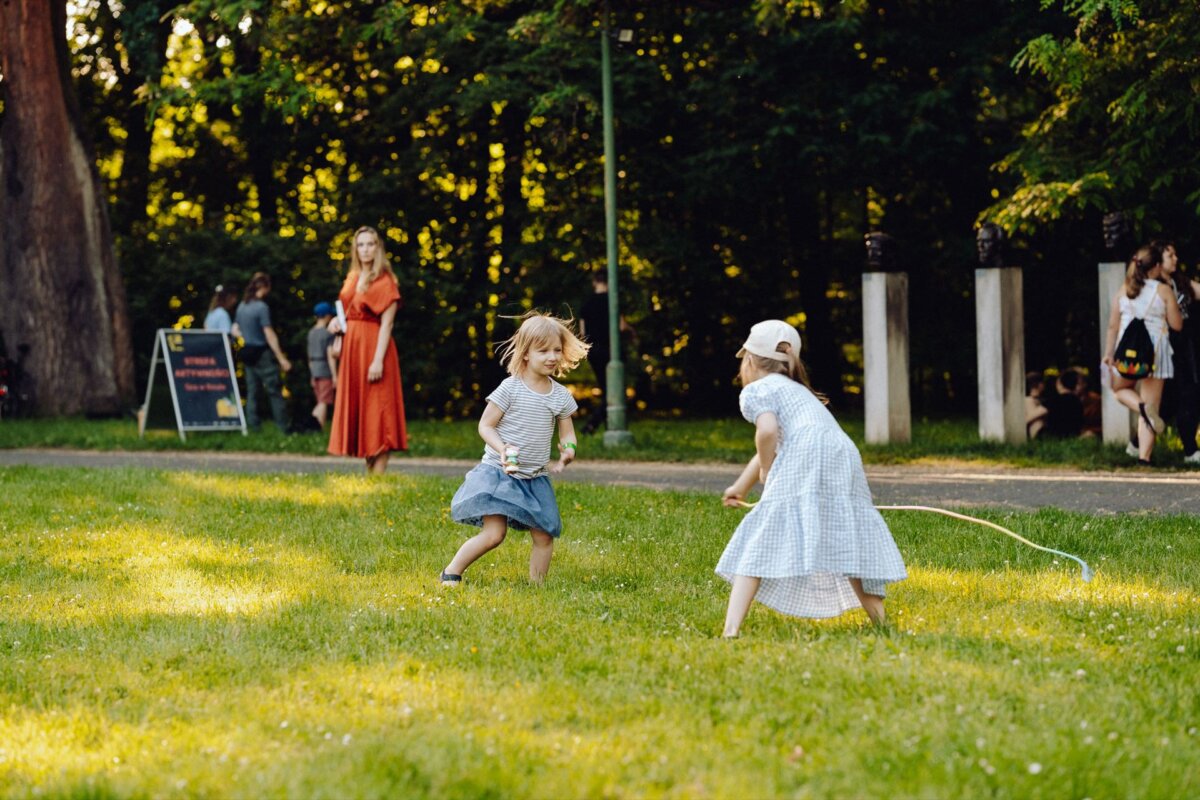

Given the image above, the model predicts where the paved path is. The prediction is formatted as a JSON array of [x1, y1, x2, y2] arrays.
[[3, 448, 1199, 514]]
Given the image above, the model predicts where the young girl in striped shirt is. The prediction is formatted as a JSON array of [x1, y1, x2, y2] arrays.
[[441, 313, 589, 586]]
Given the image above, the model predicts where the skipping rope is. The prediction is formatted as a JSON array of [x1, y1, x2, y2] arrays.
[[733, 500, 1094, 582]]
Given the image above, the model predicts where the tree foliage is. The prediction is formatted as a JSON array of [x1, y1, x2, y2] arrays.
[[60, 0, 1162, 420]]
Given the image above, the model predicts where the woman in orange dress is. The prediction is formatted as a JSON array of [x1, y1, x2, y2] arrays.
[[327, 226, 408, 473]]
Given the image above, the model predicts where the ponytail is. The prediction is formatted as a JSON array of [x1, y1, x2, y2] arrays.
[[747, 345, 829, 405], [1125, 244, 1162, 299]]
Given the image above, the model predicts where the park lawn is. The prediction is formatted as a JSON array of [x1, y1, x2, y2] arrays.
[[3, 414, 1198, 470], [0, 468, 1196, 799]]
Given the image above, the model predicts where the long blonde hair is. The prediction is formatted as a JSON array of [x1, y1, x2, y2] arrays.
[[350, 226, 398, 293], [742, 344, 827, 404], [496, 312, 590, 378]]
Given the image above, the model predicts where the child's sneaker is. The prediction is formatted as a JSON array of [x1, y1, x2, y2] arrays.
[[1125, 442, 1140, 459], [1184, 451, 1200, 465]]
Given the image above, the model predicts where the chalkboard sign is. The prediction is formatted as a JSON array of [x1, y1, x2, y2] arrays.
[[138, 329, 246, 440]]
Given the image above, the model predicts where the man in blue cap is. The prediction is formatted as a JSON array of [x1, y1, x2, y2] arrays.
[[308, 301, 338, 430]]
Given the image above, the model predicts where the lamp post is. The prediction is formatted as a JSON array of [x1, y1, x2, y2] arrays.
[[600, 0, 633, 446]]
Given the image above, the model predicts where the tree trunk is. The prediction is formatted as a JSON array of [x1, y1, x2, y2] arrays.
[[0, 0, 134, 415]]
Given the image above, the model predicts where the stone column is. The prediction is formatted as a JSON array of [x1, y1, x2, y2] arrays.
[[1098, 261, 1131, 444], [862, 271, 911, 444], [975, 267, 1025, 443]]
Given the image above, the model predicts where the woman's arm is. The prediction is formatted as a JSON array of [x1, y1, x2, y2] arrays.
[[478, 402, 508, 455], [368, 301, 397, 382], [722, 454, 761, 507], [1102, 291, 1123, 364], [262, 325, 292, 372], [1161, 283, 1183, 332]]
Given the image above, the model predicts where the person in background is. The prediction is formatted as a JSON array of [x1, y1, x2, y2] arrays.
[[1073, 368, 1102, 438], [1156, 240, 1200, 464], [308, 302, 337, 431], [203, 285, 238, 333], [327, 226, 408, 473], [1103, 244, 1183, 465], [1040, 370, 1083, 439], [1025, 371, 1048, 439], [234, 271, 293, 432]]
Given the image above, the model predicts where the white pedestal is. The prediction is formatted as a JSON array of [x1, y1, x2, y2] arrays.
[[1098, 262, 1132, 444], [975, 267, 1026, 443], [863, 271, 911, 444]]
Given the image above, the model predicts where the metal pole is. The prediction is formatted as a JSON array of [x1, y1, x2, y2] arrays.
[[601, 0, 632, 446]]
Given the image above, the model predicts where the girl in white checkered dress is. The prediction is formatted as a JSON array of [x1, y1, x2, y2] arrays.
[[718, 320, 907, 636]]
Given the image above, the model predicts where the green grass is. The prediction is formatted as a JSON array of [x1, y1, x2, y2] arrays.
[[3, 414, 1199, 470], [1, 467, 1197, 798]]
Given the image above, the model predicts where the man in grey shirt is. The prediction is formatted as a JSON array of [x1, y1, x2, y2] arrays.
[[233, 272, 292, 431]]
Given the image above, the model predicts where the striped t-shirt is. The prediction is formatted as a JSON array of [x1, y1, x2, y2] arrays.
[[482, 376, 578, 478]]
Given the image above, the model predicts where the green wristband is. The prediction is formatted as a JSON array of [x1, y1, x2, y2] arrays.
[[561, 442, 577, 451]]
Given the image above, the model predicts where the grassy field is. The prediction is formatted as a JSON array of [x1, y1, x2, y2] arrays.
[[1, 466, 1196, 798], [2, 414, 1198, 470]]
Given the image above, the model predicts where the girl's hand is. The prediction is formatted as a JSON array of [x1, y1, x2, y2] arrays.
[[368, 359, 383, 382], [327, 318, 344, 335], [1102, 353, 1114, 367], [549, 458, 565, 475], [559, 443, 576, 466], [722, 486, 743, 508]]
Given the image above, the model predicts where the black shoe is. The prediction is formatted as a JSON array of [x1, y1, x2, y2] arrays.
[[440, 571, 463, 586]]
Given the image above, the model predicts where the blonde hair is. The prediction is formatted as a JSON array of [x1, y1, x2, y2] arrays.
[[350, 226, 398, 293], [496, 311, 590, 378], [742, 343, 827, 404]]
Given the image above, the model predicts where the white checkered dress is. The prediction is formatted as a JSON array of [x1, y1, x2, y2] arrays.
[[716, 374, 907, 618]]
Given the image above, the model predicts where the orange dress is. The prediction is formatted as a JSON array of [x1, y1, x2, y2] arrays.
[[328, 272, 408, 457]]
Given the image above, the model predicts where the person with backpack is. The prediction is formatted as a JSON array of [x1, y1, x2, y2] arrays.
[[1103, 244, 1183, 464]]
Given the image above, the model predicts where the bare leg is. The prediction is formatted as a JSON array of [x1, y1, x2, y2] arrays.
[[529, 529, 554, 583], [443, 515, 508, 580], [1111, 376, 1142, 414], [366, 451, 390, 475], [848, 578, 886, 625], [312, 402, 328, 430], [723, 575, 761, 638], [1137, 377, 1165, 460]]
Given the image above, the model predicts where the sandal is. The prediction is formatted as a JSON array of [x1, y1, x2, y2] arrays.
[[439, 571, 463, 586]]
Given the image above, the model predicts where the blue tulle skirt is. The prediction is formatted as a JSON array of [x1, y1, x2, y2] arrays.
[[450, 463, 563, 537]]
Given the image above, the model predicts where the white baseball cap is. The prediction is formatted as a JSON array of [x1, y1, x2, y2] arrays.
[[737, 320, 802, 362]]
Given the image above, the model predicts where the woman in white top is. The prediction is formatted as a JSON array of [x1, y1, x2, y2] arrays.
[[1103, 244, 1183, 463]]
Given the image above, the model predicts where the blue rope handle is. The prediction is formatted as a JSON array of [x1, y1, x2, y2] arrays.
[[734, 500, 1093, 582]]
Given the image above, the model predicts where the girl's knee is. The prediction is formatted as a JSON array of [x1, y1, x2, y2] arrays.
[[530, 530, 554, 547]]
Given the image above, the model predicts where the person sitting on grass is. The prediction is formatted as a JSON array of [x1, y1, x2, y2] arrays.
[[440, 312, 588, 587], [718, 320, 907, 637], [1025, 371, 1049, 439], [1039, 369, 1083, 439]]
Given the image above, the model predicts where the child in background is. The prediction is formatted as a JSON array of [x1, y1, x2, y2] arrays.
[[440, 312, 589, 586], [203, 285, 238, 333], [308, 302, 337, 430], [719, 320, 907, 637]]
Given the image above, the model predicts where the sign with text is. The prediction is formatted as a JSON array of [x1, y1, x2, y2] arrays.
[[139, 329, 246, 440]]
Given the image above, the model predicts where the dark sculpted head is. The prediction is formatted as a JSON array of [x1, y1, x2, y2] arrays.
[[864, 232, 897, 272], [1102, 211, 1134, 258], [976, 222, 1006, 268]]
